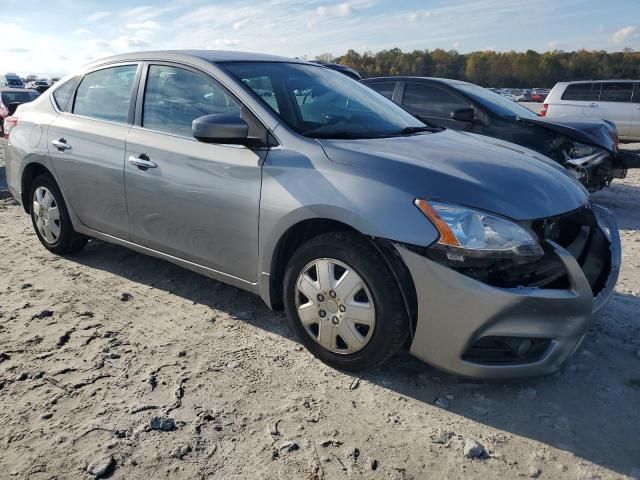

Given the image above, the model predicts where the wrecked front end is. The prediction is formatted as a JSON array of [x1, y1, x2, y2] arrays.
[[396, 205, 620, 379], [521, 116, 635, 192]]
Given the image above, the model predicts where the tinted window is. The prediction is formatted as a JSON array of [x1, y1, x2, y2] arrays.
[[599, 82, 633, 103], [224, 62, 425, 139], [142, 65, 241, 137], [561, 83, 601, 101], [1, 91, 39, 104], [367, 82, 396, 100], [52, 78, 78, 111], [73, 65, 138, 123], [403, 83, 469, 118], [456, 84, 538, 119]]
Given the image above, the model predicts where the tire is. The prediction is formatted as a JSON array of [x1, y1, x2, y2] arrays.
[[283, 231, 408, 371], [29, 174, 87, 254]]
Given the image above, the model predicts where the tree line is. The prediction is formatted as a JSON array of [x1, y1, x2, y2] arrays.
[[330, 48, 640, 87]]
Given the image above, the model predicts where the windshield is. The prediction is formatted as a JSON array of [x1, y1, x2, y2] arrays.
[[456, 84, 538, 119], [222, 62, 427, 139], [7, 78, 23, 86], [1, 91, 39, 104]]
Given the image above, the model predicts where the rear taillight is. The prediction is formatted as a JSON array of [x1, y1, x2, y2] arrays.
[[539, 103, 548, 116], [3, 116, 17, 139]]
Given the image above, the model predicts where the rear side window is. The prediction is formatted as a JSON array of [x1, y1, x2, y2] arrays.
[[52, 78, 78, 111], [367, 82, 396, 100], [73, 65, 138, 123], [403, 83, 469, 118], [142, 65, 241, 137], [561, 83, 601, 101], [599, 82, 633, 103]]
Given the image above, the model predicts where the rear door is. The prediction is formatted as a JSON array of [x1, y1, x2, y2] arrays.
[[555, 82, 600, 117], [400, 82, 475, 130], [47, 64, 139, 239], [124, 63, 265, 282], [586, 81, 634, 136], [631, 83, 640, 140]]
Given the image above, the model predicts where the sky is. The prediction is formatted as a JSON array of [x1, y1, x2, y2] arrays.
[[2, 0, 639, 77]]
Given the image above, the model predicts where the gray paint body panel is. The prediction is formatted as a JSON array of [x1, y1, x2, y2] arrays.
[[3, 50, 622, 378]]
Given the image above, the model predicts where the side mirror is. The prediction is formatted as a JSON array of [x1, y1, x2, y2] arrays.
[[451, 107, 475, 123], [192, 114, 250, 145]]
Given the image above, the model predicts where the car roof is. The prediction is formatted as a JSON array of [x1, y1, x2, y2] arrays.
[[0, 87, 39, 93], [85, 50, 309, 68], [557, 79, 638, 84], [362, 76, 472, 86]]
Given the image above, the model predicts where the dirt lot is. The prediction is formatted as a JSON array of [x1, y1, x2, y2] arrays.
[[1, 140, 639, 480]]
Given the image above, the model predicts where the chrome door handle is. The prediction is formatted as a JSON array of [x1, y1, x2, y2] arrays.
[[51, 139, 71, 151], [128, 154, 157, 169]]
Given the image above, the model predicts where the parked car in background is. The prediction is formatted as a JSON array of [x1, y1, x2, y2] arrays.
[[515, 89, 532, 102], [312, 61, 362, 80], [363, 76, 640, 191], [27, 80, 50, 93], [0, 87, 39, 136], [530, 88, 549, 103], [542, 80, 640, 141], [1, 73, 25, 89], [3, 50, 620, 378]]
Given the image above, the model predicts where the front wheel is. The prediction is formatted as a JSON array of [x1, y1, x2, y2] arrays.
[[283, 232, 408, 371]]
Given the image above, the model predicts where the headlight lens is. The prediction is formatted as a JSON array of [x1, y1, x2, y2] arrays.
[[415, 199, 544, 261]]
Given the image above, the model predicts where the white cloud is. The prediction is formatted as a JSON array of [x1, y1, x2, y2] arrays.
[[406, 10, 431, 23], [547, 40, 560, 49], [611, 26, 637, 44], [211, 38, 241, 47], [453, 41, 460, 49], [317, 3, 354, 17], [73, 28, 91, 36], [126, 21, 161, 31], [86, 11, 111, 23]]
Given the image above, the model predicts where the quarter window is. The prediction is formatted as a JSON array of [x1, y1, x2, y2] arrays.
[[73, 65, 138, 123], [52, 77, 78, 112], [403, 83, 469, 118], [143, 65, 241, 137], [599, 82, 633, 103], [561, 83, 601, 101], [368, 82, 396, 100]]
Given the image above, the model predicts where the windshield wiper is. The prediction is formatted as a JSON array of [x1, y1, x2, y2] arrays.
[[396, 126, 444, 135]]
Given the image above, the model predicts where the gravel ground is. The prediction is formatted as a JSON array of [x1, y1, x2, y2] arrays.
[[0, 140, 639, 480]]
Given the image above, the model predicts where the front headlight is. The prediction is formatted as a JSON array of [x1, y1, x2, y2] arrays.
[[415, 199, 544, 262]]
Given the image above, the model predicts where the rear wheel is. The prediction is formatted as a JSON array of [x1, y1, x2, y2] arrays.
[[30, 174, 87, 254], [283, 232, 408, 371]]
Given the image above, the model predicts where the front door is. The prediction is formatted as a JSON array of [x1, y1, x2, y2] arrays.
[[124, 64, 265, 282], [401, 82, 477, 131], [47, 64, 139, 239]]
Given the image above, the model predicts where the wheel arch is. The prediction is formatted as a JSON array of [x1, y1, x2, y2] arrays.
[[264, 216, 418, 331], [21, 161, 54, 213]]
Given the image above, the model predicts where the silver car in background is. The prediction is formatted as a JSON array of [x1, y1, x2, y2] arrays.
[[543, 80, 640, 141], [4, 51, 621, 378]]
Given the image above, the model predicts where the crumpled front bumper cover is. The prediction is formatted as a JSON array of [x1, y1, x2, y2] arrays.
[[396, 205, 621, 379]]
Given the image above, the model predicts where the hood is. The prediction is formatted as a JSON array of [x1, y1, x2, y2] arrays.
[[318, 129, 589, 221], [517, 115, 617, 152]]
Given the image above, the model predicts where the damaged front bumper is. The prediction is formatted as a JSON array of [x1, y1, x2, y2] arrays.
[[396, 205, 621, 379]]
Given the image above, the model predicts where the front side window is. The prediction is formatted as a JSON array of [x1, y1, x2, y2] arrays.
[[561, 83, 601, 101], [73, 65, 138, 123], [223, 62, 425, 139], [367, 82, 396, 100], [143, 65, 241, 137], [599, 82, 633, 103], [403, 83, 470, 118]]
